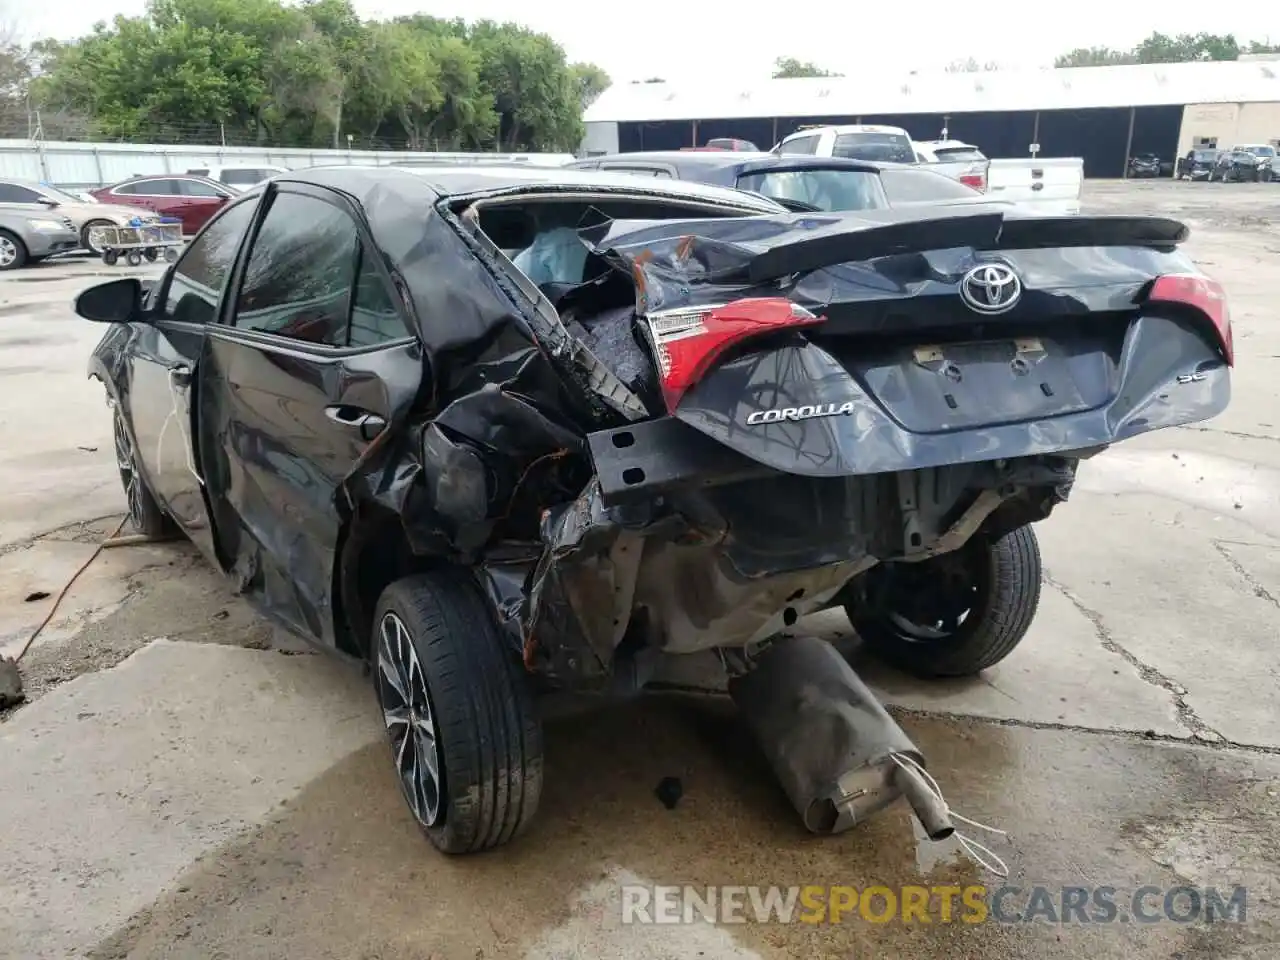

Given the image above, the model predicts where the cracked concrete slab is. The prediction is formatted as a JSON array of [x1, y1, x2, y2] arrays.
[[0, 639, 379, 960], [655, 592, 1190, 739], [1037, 495, 1280, 750]]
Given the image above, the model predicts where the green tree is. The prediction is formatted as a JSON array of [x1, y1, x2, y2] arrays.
[[1055, 31, 1276, 67], [0, 33, 32, 136], [1054, 46, 1137, 67], [28, 0, 597, 152], [571, 62, 611, 109], [772, 56, 841, 78], [1135, 32, 1239, 63]]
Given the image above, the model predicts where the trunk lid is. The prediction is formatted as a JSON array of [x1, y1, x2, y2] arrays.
[[582, 208, 1230, 477]]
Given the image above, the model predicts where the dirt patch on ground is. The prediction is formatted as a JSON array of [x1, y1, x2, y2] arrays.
[[2, 527, 295, 719]]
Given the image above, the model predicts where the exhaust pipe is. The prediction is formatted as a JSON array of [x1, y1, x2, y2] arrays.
[[728, 635, 954, 840]]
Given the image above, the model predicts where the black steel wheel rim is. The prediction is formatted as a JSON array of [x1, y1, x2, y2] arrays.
[[375, 611, 443, 827], [113, 412, 147, 531], [868, 542, 990, 644]]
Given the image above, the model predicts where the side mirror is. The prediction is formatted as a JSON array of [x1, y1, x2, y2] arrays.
[[37, 197, 59, 208], [75, 278, 143, 324]]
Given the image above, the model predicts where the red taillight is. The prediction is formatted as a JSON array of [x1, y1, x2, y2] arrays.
[[1147, 273, 1233, 366], [959, 173, 986, 192], [646, 297, 825, 413]]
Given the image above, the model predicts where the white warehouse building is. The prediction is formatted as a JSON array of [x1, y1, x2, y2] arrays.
[[582, 59, 1280, 177]]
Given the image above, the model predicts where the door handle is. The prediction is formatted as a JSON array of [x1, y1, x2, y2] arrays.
[[168, 364, 192, 387], [325, 405, 387, 441]]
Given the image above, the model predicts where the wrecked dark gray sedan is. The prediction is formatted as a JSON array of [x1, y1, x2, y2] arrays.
[[77, 165, 1232, 854]]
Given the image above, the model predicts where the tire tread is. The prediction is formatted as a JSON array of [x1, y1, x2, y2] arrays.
[[375, 570, 542, 853]]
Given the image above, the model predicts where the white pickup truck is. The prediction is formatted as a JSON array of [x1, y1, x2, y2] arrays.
[[912, 140, 1083, 215], [985, 158, 1084, 215]]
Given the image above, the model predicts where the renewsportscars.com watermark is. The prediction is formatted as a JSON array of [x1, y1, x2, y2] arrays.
[[621, 885, 1249, 926]]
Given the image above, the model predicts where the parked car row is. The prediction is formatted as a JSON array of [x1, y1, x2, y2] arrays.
[[1175, 144, 1276, 182], [0, 166, 293, 269]]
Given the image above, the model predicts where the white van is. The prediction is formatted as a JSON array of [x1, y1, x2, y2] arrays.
[[773, 125, 916, 165]]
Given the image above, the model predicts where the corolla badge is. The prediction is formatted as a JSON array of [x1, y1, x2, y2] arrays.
[[959, 262, 1022, 315], [745, 402, 855, 426]]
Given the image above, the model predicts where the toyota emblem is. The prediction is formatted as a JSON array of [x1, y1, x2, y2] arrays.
[[959, 262, 1022, 314]]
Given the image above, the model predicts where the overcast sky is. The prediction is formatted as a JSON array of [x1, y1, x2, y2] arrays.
[[7, 0, 1280, 84]]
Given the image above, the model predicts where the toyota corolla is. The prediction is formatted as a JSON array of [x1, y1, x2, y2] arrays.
[[76, 165, 1230, 853]]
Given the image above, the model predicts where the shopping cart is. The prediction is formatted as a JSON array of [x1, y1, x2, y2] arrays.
[[88, 217, 185, 266]]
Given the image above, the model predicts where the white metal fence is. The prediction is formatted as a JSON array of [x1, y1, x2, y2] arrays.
[[0, 139, 574, 189]]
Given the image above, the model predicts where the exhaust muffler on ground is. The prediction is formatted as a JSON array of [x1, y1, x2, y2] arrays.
[[727, 635, 954, 841]]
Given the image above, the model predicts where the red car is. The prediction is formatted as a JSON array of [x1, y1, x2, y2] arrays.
[[90, 175, 237, 234]]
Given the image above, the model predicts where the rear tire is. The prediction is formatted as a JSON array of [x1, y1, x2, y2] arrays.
[[372, 569, 543, 854], [846, 525, 1042, 678]]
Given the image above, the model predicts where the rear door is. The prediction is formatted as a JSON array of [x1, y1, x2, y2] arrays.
[[118, 178, 188, 219], [177, 178, 233, 231], [195, 183, 422, 645]]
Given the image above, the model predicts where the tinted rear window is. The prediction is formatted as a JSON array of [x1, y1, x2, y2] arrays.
[[222, 169, 269, 185], [735, 169, 888, 212], [833, 132, 915, 164], [932, 146, 986, 163], [778, 135, 820, 155], [879, 168, 983, 203]]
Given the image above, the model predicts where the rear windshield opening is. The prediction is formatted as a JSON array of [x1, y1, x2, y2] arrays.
[[735, 169, 889, 212], [222, 170, 268, 185], [463, 197, 756, 289], [932, 147, 987, 163], [832, 132, 915, 164]]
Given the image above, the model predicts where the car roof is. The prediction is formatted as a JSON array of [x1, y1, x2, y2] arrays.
[[110, 173, 228, 187], [283, 163, 785, 211], [570, 152, 890, 175], [782, 124, 910, 140]]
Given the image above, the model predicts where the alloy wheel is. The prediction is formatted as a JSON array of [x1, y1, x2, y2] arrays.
[[113, 413, 147, 531], [375, 611, 444, 827], [0, 236, 16, 268]]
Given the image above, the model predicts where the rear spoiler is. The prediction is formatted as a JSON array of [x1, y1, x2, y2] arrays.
[[586, 209, 1189, 288]]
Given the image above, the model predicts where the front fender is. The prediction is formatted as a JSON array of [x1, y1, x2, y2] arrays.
[[86, 323, 132, 397]]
